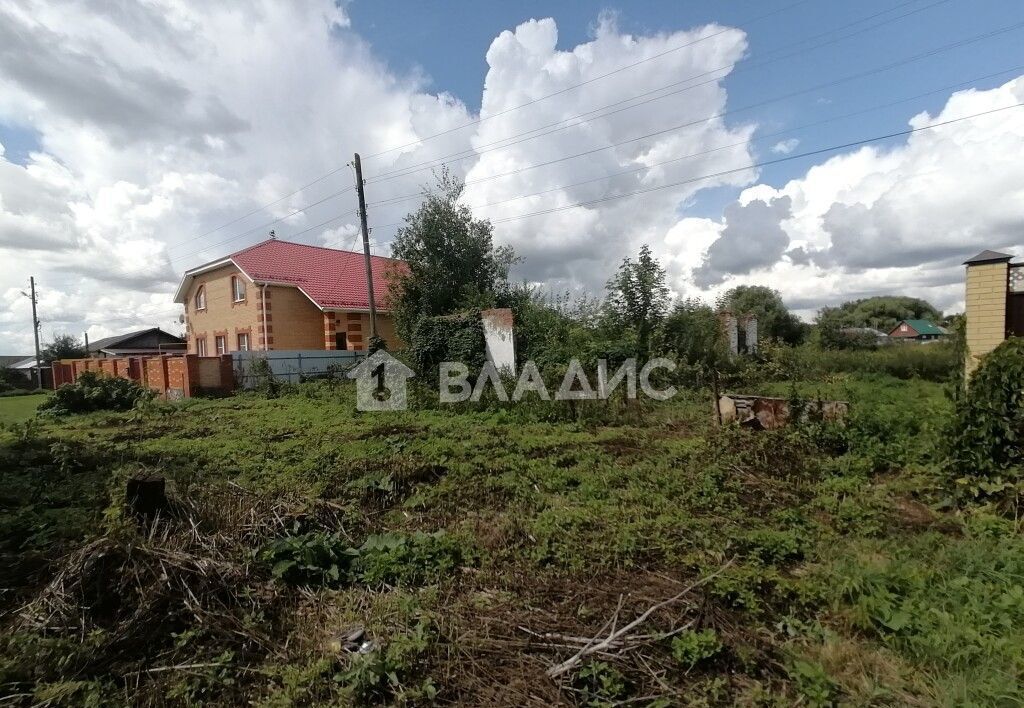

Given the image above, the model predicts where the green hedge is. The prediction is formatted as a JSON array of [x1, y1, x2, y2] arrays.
[[408, 312, 485, 381]]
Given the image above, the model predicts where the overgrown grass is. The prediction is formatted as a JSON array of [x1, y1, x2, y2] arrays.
[[761, 341, 958, 383], [1, 370, 1018, 706]]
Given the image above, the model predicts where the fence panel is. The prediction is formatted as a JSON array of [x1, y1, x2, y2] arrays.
[[232, 350, 365, 388]]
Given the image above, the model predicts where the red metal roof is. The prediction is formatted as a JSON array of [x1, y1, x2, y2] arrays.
[[230, 239, 405, 310]]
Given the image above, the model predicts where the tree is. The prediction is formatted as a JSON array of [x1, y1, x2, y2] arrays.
[[816, 295, 942, 333], [717, 285, 806, 345], [604, 244, 669, 359], [660, 298, 727, 369], [387, 170, 516, 340], [40, 334, 86, 363]]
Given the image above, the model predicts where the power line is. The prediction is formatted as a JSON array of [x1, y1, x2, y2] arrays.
[[360, 23, 1024, 210], [169, 193, 358, 259], [179, 0, 932, 242], [169, 206, 359, 265], [363, 103, 1023, 250], [360, 0, 819, 160], [454, 65, 1024, 215], [488, 103, 1024, 223], [364, 0, 955, 184], [175, 182, 355, 250]]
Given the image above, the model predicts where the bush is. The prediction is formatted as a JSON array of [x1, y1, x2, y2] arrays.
[[947, 338, 1024, 504], [0, 365, 35, 392], [408, 312, 485, 381], [759, 342, 957, 383], [38, 371, 153, 416]]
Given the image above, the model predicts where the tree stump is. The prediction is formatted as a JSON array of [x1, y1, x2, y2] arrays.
[[126, 474, 167, 521]]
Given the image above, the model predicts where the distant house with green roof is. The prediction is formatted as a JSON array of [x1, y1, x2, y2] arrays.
[[888, 319, 949, 342]]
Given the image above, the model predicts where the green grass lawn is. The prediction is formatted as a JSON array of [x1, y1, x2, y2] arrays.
[[0, 392, 48, 425], [1, 374, 1020, 706]]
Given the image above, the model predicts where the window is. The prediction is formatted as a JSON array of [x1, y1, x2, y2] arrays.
[[237, 333, 249, 351], [335, 332, 348, 350], [194, 286, 206, 311], [232, 276, 246, 302], [196, 337, 207, 356], [215, 335, 226, 355], [900, 324, 908, 332]]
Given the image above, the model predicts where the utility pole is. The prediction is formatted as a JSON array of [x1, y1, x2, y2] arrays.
[[352, 153, 379, 344], [84, 331, 90, 355], [28, 277, 41, 389]]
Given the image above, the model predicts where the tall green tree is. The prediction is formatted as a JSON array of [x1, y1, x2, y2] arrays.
[[660, 298, 727, 369], [717, 285, 806, 345], [604, 244, 669, 359], [40, 334, 86, 363], [387, 170, 516, 340], [816, 295, 942, 332]]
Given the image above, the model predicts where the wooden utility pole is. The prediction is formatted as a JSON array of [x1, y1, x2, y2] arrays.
[[28, 277, 41, 389], [352, 153, 379, 343]]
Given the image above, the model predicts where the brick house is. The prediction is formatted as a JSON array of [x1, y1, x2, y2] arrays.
[[173, 239, 405, 354], [964, 249, 1024, 377]]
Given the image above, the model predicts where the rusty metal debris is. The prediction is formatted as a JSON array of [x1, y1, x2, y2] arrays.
[[717, 394, 849, 430]]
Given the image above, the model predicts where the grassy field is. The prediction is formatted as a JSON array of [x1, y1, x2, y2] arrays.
[[0, 394, 48, 425], [1, 371, 1021, 706]]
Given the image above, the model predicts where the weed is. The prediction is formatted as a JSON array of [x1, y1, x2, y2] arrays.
[[670, 628, 723, 669], [572, 660, 630, 707]]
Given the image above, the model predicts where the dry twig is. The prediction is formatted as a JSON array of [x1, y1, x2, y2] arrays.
[[545, 558, 734, 678]]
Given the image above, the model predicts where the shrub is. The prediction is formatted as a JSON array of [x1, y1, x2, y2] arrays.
[[947, 338, 1024, 504], [408, 312, 485, 382], [0, 365, 34, 392], [38, 371, 153, 416], [759, 342, 957, 383]]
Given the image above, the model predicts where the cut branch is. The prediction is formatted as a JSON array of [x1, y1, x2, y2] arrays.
[[546, 558, 733, 678]]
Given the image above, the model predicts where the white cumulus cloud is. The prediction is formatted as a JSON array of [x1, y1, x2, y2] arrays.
[[666, 77, 1024, 316]]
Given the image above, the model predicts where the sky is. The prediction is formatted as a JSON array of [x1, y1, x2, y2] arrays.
[[2, 0, 1024, 354]]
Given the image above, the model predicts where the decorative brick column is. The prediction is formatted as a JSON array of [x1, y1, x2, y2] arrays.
[[345, 312, 364, 351], [257, 286, 273, 350], [323, 312, 337, 350], [964, 250, 1011, 379]]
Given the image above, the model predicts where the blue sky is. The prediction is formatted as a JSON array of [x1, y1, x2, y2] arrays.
[[2, 0, 1024, 352], [346, 0, 1024, 214]]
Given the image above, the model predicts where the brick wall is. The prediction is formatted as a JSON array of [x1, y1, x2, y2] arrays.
[[965, 261, 1009, 378], [53, 354, 234, 399], [267, 286, 324, 349], [184, 264, 262, 354], [326, 310, 403, 351]]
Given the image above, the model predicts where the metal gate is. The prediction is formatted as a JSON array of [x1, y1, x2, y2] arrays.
[[1009, 293, 1024, 338]]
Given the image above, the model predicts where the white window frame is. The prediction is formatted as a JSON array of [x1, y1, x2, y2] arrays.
[[215, 335, 226, 355], [232, 276, 246, 302], [237, 333, 249, 351], [195, 286, 206, 311], [196, 337, 207, 356]]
